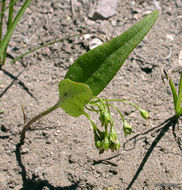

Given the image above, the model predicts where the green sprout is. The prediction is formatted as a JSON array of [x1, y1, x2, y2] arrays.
[[19, 11, 158, 153], [0, 0, 32, 65], [0, 1, 82, 66], [163, 69, 182, 119]]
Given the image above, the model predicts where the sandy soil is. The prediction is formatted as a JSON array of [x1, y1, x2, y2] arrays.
[[0, 0, 182, 189]]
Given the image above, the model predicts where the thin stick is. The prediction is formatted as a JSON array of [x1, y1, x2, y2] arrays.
[[21, 104, 27, 124], [70, 0, 76, 19]]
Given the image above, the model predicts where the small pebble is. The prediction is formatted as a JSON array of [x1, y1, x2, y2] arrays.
[[69, 57, 74, 64], [21, 148, 29, 154], [165, 34, 174, 41], [84, 34, 91, 40], [152, 0, 161, 10], [90, 0, 118, 20], [54, 129, 60, 136], [89, 38, 103, 50]]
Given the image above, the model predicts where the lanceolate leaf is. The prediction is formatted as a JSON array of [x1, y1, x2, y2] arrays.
[[176, 72, 182, 116], [65, 10, 159, 96], [169, 78, 178, 109]]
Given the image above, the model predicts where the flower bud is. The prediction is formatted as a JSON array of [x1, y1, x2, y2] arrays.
[[110, 127, 118, 144], [96, 140, 103, 149], [139, 109, 149, 120], [114, 140, 120, 151], [103, 136, 110, 150], [123, 121, 132, 136], [110, 140, 120, 151]]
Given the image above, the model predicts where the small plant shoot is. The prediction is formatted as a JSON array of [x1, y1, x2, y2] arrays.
[[20, 11, 159, 153], [0, 0, 32, 65], [163, 70, 182, 119], [0, 1, 86, 66]]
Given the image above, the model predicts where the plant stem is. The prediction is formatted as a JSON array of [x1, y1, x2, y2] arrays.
[[20, 103, 59, 145], [102, 98, 140, 110], [0, 0, 6, 64], [83, 111, 98, 131], [2, 0, 14, 64], [10, 33, 86, 64], [0, 0, 6, 42], [108, 104, 125, 122], [4, 0, 18, 12]]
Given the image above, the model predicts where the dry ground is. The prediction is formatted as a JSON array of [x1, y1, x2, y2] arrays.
[[0, 0, 182, 189]]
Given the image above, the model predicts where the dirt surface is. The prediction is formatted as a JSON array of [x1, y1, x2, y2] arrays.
[[0, 0, 182, 189]]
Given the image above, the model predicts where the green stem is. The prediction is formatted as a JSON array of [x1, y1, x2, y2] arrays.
[[102, 98, 140, 110], [20, 102, 59, 145], [7, 0, 14, 31], [0, 0, 6, 46], [83, 111, 98, 131], [2, 0, 14, 64], [10, 33, 86, 64], [4, 0, 18, 12], [84, 104, 99, 113], [108, 104, 125, 122]]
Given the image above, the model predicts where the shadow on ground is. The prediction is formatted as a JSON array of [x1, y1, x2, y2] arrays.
[[0, 67, 38, 101], [123, 116, 182, 190], [15, 143, 79, 190], [15, 116, 182, 190]]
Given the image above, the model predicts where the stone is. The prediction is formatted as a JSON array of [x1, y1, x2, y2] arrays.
[[91, 0, 118, 20], [84, 34, 91, 40], [165, 34, 174, 41], [152, 0, 161, 10], [89, 38, 103, 50]]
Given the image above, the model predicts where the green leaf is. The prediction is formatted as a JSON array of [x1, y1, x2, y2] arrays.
[[65, 10, 159, 96], [58, 79, 93, 117], [179, 107, 182, 116], [163, 69, 178, 111], [169, 78, 178, 109], [176, 72, 182, 116]]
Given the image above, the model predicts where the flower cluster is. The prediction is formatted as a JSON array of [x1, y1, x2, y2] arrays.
[[83, 97, 149, 154]]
